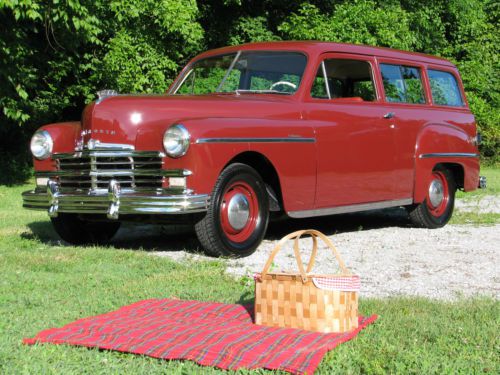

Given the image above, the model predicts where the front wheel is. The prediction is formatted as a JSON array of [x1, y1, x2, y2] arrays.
[[51, 214, 121, 245], [407, 166, 456, 228], [195, 163, 269, 257]]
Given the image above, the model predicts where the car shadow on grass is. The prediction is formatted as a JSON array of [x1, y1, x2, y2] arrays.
[[24, 207, 412, 254], [22, 221, 61, 245]]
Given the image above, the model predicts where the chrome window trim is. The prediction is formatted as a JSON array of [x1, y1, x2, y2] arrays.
[[288, 198, 413, 219], [195, 137, 315, 144], [419, 153, 479, 159], [320, 60, 331, 99], [216, 51, 242, 92]]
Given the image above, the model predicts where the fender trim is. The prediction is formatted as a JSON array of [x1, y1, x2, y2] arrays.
[[419, 152, 479, 159], [195, 137, 315, 144]]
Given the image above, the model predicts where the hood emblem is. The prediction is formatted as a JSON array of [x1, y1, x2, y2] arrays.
[[81, 129, 116, 136]]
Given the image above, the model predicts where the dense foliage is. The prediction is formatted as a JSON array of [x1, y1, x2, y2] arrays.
[[0, 0, 498, 184]]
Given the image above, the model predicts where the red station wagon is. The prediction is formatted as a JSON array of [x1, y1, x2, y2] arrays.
[[23, 41, 486, 257]]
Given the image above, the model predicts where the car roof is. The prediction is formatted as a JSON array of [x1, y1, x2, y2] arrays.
[[196, 41, 455, 68]]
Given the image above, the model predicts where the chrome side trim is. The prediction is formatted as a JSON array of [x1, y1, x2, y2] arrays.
[[287, 198, 413, 218], [195, 137, 316, 144], [419, 153, 479, 159]]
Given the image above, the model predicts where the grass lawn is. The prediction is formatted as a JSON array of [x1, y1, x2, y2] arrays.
[[456, 166, 500, 199], [1, 181, 499, 374], [451, 166, 500, 224]]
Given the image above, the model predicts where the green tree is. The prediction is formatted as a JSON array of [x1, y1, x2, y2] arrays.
[[0, 0, 204, 184], [0, 0, 498, 185]]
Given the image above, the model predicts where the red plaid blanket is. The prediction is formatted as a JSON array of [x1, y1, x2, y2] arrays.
[[24, 298, 377, 374]]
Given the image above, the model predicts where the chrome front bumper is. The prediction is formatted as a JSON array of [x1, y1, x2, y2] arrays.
[[22, 180, 209, 219]]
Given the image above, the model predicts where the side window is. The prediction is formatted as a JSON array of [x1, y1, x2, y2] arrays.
[[311, 59, 376, 101], [380, 64, 425, 104], [428, 69, 464, 106]]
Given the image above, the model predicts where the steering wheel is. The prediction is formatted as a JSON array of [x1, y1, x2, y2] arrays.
[[269, 81, 297, 92]]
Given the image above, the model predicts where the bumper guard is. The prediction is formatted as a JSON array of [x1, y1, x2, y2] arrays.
[[479, 176, 487, 189]]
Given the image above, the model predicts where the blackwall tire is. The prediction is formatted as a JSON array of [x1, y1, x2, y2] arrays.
[[51, 213, 121, 245], [408, 166, 456, 228], [195, 163, 269, 257]]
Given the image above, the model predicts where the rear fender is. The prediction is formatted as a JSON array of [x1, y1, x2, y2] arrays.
[[414, 123, 480, 202]]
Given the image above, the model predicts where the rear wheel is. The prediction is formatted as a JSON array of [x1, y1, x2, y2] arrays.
[[195, 163, 269, 257], [51, 214, 121, 245], [408, 166, 456, 228]]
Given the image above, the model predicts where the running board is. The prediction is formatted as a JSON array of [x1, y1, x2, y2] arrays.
[[287, 198, 413, 219]]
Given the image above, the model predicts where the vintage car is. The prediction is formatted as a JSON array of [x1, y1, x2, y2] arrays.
[[23, 41, 485, 257]]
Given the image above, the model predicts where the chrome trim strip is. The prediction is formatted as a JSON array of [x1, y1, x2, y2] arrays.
[[195, 137, 316, 144], [87, 140, 134, 151], [53, 150, 165, 159], [287, 198, 413, 218], [216, 51, 241, 92], [36, 169, 192, 178], [419, 153, 479, 159], [321, 60, 331, 99]]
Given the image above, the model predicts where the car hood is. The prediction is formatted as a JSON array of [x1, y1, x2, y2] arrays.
[[81, 94, 300, 149]]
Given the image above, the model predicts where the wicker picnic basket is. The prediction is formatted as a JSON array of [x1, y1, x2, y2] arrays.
[[254, 229, 359, 333]]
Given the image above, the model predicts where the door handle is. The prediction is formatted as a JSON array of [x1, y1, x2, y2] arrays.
[[383, 112, 395, 119]]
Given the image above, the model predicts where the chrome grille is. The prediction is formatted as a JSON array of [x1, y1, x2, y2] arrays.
[[55, 151, 165, 190]]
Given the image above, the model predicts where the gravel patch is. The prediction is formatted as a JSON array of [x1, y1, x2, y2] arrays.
[[455, 195, 500, 213], [114, 197, 499, 301], [226, 225, 499, 300]]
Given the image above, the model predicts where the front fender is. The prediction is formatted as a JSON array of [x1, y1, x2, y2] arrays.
[[33, 122, 81, 171], [164, 117, 317, 212]]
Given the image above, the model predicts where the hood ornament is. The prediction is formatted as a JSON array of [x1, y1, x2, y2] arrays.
[[96, 89, 118, 103]]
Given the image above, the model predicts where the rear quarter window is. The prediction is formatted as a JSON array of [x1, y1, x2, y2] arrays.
[[380, 64, 425, 104], [428, 69, 464, 106]]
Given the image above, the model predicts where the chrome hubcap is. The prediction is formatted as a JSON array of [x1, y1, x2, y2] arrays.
[[428, 179, 444, 208], [227, 193, 250, 230]]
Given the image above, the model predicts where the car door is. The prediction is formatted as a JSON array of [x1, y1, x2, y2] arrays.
[[303, 53, 398, 208], [376, 58, 431, 199]]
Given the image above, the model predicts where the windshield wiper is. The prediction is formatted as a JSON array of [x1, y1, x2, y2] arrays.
[[235, 89, 291, 95]]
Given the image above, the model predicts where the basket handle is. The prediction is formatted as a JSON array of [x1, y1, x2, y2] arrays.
[[260, 229, 351, 283]]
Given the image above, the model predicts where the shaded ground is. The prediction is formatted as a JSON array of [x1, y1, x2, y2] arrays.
[[27, 197, 500, 300]]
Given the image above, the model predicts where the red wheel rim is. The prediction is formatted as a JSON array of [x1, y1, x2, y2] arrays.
[[220, 181, 259, 243], [426, 171, 449, 217]]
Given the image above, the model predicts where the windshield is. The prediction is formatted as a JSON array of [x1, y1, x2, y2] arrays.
[[172, 51, 307, 95]]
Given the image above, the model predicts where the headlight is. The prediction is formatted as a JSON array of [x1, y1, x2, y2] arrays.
[[30, 130, 53, 160], [163, 124, 190, 158]]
